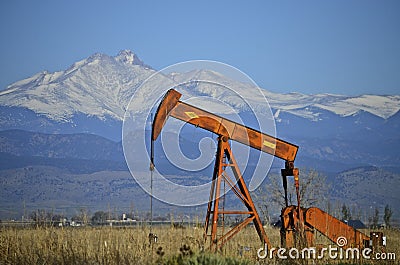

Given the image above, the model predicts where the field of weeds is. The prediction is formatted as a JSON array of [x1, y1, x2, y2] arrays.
[[0, 225, 398, 264], [0, 224, 268, 265]]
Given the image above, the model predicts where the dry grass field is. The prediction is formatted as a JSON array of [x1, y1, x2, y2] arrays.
[[0, 224, 398, 264]]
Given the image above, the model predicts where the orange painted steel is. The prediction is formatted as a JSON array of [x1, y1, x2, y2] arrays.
[[204, 136, 272, 251], [150, 89, 377, 251], [305, 207, 370, 249], [280, 206, 314, 248], [151, 89, 300, 251], [151, 89, 299, 162], [281, 206, 370, 249], [151, 89, 182, 142]]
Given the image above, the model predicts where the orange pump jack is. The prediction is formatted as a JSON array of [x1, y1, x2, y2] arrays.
[[150, 89, 385, 252]]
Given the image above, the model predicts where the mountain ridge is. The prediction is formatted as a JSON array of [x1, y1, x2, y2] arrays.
[[0, 50, 398, 126]]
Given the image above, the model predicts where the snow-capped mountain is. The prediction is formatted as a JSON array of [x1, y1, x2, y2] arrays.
[[167, 68, 400, 120], [0, 50, 399, 143], [0, 50, 398, 124], [0, 50, 155, 122]]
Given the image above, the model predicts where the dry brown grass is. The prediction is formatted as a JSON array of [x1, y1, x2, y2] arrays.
[[0, 225, 398, 265], [0, 224, 269, 264]]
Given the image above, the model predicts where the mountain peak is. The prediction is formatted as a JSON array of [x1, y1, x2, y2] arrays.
[[87, 52, 109, 62], [115, 50, 145, 66], [0, 50, 157, 123]]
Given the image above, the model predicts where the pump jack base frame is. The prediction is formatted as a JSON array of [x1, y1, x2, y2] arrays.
[[203, 136, 272, 251]]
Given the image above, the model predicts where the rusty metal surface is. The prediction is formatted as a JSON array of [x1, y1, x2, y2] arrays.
[[280, 206, 314, 248], [151, 89, 182, 141], [170, 100, 298, 161], [281, 205, 372, 250], [150, 88, 380, 252], [151, 89, 298, 161], [151, 89, 302, 251], [305, 207, 370, 249], [204, 137, 272, 251], [280, 205, 297, 248]]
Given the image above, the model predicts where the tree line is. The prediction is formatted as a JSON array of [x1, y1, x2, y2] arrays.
[[341, 203, 393, 228], [24, 208, 176, 227]]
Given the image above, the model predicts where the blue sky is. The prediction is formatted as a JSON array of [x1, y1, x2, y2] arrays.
[[0, 0, 399, 95]]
